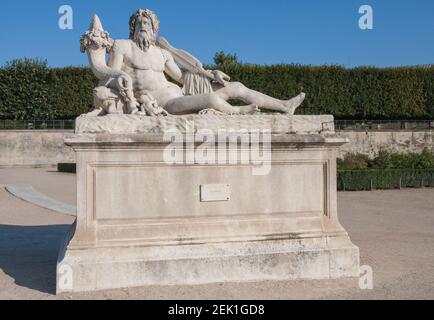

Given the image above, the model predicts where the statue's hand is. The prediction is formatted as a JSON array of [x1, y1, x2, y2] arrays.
[[139, 94, 169, 117], [115, 75, 133, 100], [211, 70, 231, 86], [145, 101, 169, 117]]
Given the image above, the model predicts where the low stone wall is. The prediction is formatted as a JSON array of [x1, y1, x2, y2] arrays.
[[0, 130, 433, 166], [337, 130, 434, 158], [0, 130, 74, 167]]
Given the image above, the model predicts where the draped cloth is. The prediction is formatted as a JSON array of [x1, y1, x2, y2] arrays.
[[181, 72, 214, 96]]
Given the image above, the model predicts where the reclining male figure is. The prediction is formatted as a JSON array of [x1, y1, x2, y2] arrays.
[[108, 9, 306, 115]]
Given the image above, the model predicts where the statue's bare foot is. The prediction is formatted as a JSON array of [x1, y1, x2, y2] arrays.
[[283, 93, 306, 115], [235, 104, 260, 115]]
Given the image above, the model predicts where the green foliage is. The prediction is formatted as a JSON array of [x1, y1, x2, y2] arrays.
[[369, 148, 434, 169], [2, 57, 434, 120], [0, 58, 52, 119], [338, 148, 434, 170], [210, 63, 434, 119], [5, 58, 48, 69], [213, 51, 239, 67], [337, 169, 434, 191], [370, 150, 393, 169], [337, 149, 434, 191], [46, 67, 97, 119], [0, 58, 96, 120], [337, 153, 371, 170]]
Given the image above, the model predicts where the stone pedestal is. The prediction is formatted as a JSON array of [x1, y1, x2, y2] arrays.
[[57, 114, 359, 293]]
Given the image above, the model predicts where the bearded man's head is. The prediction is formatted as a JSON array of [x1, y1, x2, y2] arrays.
[[129, 9, 159, 52]]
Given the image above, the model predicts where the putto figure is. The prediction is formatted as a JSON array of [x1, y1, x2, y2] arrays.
[[80, 9, 306, 116]]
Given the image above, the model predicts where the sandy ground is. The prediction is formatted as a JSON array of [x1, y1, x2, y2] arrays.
[[0, 167, 76, 205], [0, 167, 433, 300]]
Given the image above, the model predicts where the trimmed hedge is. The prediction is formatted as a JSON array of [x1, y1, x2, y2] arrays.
[[216, 63, 434, 119], [337, 169, 434, 191], [1, 58, 434, 120], [337, 149, 434, 170], [0, 59, 96, 120], [337, 149, 434, 191]]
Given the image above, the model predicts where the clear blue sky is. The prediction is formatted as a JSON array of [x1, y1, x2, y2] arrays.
[[0, 0, 433, 68]]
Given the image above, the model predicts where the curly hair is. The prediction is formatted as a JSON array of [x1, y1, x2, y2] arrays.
[[129, 9, 160, 40]]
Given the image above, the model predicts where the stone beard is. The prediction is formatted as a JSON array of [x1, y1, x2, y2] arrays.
[[133, 27, 156, 52], [130, 10, 159, 52]]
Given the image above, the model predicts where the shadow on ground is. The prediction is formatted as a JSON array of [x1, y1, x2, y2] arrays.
[[0, 224, 71, 295]]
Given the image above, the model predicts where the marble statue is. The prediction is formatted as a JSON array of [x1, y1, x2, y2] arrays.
[[57, 8, 360, 294], [80, 9, 306, 116]]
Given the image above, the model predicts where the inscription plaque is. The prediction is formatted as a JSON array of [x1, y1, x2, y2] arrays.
[[200, 184, 231, 202]]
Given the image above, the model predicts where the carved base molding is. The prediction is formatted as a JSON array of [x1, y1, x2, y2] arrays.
[[57, 231, 359, 293]]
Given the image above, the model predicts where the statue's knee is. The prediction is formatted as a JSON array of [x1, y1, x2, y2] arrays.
[[208, 94, 225, 108]]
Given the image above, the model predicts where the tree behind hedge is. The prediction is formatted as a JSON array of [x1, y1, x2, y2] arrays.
[[1, 56, 434, 120]]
